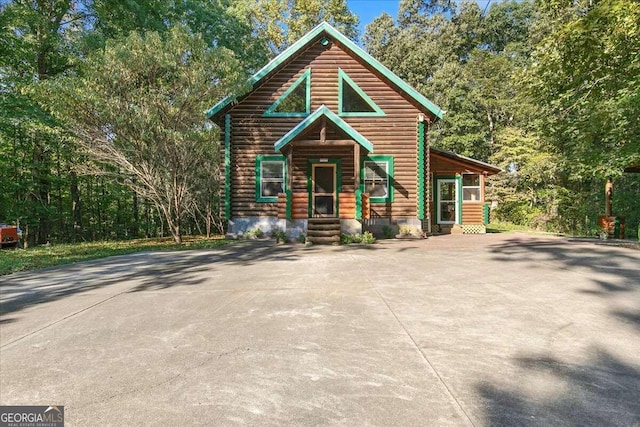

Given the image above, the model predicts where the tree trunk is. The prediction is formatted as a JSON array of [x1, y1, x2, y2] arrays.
[[70, 170, 81, 242], [605, 178, 613, 216], [131, 187, 139, 238]]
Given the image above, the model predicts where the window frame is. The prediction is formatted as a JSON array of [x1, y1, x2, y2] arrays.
[[361, 155, 394, 203], [255, 155, 286, 202], [462, 173, 482, 203], [338, 69, 385, 117], [263, 69, 311, 117]]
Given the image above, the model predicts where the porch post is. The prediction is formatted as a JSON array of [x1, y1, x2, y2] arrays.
[[286, 147, 293, 192], [286, 148, 293, 221], [354, 143, 361, 220], [354, 143, 360, 190]]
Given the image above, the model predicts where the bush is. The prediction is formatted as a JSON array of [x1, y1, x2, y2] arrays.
[[273, 230, 286, 243], [245, 228, 264, 239], [398, 225, 418, 236], [382, 225, 395, 239], [360, 231, 376, 244], [340, 231, 375, 245], [340, 233, 354, 244]]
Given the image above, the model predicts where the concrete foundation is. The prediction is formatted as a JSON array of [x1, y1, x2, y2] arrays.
[[229, 217, 364, 239]]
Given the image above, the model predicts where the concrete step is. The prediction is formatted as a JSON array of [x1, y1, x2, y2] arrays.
[[307, 218, 341, 244], [307, 223, 341, 231], [307, 229, 341, 238], [307, 235, 340, 244]]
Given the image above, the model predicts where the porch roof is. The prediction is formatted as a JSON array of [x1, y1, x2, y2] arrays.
[[274, 105, 374, 152], [431, 147, 502, 174]]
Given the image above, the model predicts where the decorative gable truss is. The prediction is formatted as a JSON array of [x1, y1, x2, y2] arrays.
[[338, 69, 385, 117], [263, 69, 311, 117], [206, 22, 444, 121]]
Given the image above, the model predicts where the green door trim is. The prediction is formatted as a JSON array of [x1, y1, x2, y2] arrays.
[[307, 159, 342, 217], [434, 176, 462, 224]]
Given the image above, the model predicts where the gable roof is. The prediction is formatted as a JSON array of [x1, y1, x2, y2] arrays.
[[431, 147, 502, 174], [274, 105, 374, 152], [206, 22, 443, 120]]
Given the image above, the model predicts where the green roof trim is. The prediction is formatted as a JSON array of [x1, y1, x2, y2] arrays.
[[274, 105, 374, 152], [263, 68, 311, 117], [338, 68, 385, 117], [206, 22, 443, 120], [431, 147, 502, 173]]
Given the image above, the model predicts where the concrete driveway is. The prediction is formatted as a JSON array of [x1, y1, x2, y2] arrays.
[[1, 233, 639, 426]]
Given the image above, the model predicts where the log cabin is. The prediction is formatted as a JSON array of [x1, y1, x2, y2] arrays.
[[207, 22, 501, 242]]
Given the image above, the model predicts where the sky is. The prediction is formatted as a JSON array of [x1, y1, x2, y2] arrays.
[[346, 0, 400, 33], [346, 0, 493, 34]]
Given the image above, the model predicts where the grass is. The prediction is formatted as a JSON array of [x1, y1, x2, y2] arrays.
[[0, 236, 232, 276], [486, 221, 537, 234]]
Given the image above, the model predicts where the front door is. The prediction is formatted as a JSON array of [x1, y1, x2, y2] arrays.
[[437, 179, 458, 224], [312, 164, 336, 217]]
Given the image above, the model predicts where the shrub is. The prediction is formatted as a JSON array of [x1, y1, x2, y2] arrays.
[[273, 230, 286, 243], [361, 231, 376, 244], [340, 233, 354, 244], [245, 227, 264, 239], [382, 225, 395, 239], [398, 225, 417, 236], [340, 232, 375, 244]]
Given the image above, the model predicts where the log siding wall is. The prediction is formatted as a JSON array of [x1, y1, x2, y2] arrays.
[[430, 153, 489, 225], [227, 39, 430, 219]]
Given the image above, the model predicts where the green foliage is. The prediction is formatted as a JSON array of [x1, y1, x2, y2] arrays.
[[0, 0, 263, 246], [47, 27, 246, 244], [340, 231, 375, 244], [382, 225, 395, 239], [526, 0, 640, 178], [273, 229, 287, 242], [252, 0, 359, 54], [398, 225, 418, 236], [245, 228, 265, 239], [0, 237, 231, 276], [365, 0, 639, 237]]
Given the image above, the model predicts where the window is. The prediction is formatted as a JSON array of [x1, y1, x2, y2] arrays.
[[362, 156, 394, 203], [462, 173, 481, 202], [256, 156, 285, 202], [263, 69, 311, 117], [338, 69, 385, 117]]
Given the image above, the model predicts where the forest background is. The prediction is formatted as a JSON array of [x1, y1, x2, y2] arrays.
[[1, 0, 638, 246]]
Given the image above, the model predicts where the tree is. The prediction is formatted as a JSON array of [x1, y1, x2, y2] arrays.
[[526, 0, 640, 178], [48, 27, 246, 243], [0, 0, 85, 245], [1, 0, 265, 244], [251, 0, 359, 54], [87, 0, 268, 70]]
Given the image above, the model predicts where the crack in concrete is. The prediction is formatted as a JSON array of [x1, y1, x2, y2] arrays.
[[0, 292, 126, 349], [352, 254, 477, 427]]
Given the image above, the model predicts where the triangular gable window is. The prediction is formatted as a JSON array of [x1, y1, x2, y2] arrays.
[[263, 69, 311, 117], [338, 69, 385, 117]]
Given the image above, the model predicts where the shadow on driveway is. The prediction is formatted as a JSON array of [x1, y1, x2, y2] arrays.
[[0, 240, 393, 318], [477, 235, 640, 426]]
